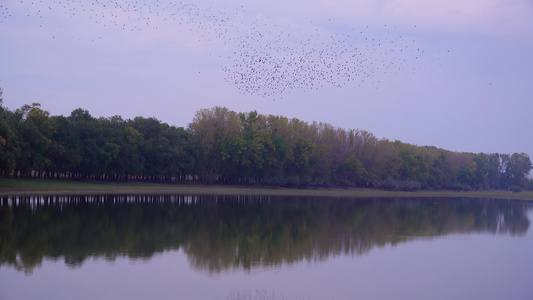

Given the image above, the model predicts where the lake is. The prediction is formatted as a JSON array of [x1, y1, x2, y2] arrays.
[[1, 194, 532, 300]]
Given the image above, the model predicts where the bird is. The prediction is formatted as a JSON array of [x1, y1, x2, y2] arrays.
[[4, 0, 432, 98]]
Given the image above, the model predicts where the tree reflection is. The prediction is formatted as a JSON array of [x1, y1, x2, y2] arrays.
[[0, 195, 530, 274]]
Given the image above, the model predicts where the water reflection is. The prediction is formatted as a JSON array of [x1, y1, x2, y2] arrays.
[[0, 195, 530, 274]]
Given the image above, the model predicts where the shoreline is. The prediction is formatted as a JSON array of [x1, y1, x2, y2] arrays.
[[1, 178, 532, 200]]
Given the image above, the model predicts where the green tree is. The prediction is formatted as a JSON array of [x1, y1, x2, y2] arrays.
[[241, 130, 277, 182], [160, 126, 196, 181], [455, 163, 476, 189], [0, 87, 17, 176], [68, 108, 105, 179], [12, 103, 54, 177], [47, 116, 82, 178], [501, 153, 532, 188], [290, 138, 316, 181], [217, 136, 246, 183], [430, 151, 448, 188], [335, 157, 369, 187], [130, 116, 167, 181]]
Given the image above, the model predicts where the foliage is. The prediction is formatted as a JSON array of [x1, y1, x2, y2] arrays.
[[0, 94, 531, 189], [526, 178, 533, 191]]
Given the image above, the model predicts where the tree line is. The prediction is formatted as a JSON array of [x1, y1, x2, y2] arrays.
[[0, 95, 531, 190]]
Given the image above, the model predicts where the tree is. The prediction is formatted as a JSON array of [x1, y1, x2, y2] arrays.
[[12, 103, 54, 177], [455, 163, 476, 189], [335, 157, 369, 187], [525, 178, 533, 191], [160, 126, 196, 181], [501, 153, 532, 188], [372, 139, 401, 181], [47, 116, 82, 178], [120, 125, 143, 178], [0, 86, 17, 176], [485, 153, 502, 190], [290, 138, 316, 179], [217, 136, 246, 182], [241, 130, 277, 182], [239, 110, 259, 133], [430, 151, 448, 188], [68, 108, 104, 179], [188, 107, 241, 182]]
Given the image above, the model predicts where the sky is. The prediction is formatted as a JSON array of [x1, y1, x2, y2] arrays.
[[1, 0, 532, 160]]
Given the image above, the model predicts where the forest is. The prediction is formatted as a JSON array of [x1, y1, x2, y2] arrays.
[[0, 88, 532, 191]]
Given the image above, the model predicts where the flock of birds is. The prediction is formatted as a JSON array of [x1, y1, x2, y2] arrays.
[[221, 21, 426, 97], [1, 0, 435, 98]]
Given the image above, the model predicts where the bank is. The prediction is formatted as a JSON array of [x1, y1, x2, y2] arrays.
[[0, 178, 532, 200]]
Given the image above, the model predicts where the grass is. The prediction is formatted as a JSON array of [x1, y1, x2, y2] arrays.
[[0, 178, 532, 200]]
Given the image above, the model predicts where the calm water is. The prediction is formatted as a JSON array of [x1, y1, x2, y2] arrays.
[[1, 195, 532, 300]]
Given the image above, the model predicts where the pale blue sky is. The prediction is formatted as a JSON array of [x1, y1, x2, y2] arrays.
[[1, 0, 532, 160]]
